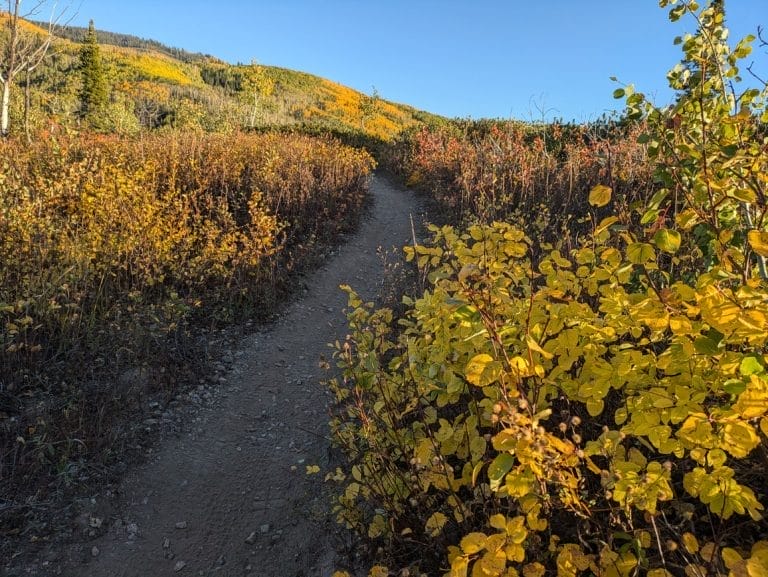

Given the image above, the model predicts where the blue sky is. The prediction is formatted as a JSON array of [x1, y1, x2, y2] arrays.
[[68, 1, 766, 122]]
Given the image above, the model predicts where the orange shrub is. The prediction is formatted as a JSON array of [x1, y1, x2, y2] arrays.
[[390, 120, 654, 231]]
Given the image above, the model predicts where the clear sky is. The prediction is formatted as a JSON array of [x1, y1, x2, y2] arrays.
[[66, 1, 766, 122]]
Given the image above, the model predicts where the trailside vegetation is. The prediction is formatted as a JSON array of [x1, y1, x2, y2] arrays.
[[0, 131, 374, 528], [328, 2, 768, 576], [385, 118, 653, 232]]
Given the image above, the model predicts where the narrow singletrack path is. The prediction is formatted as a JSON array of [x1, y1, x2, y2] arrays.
[[58, 175, 424, 577]]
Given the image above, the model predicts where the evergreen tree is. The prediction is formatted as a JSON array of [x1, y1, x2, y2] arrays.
[[78, 20, 109, 125]]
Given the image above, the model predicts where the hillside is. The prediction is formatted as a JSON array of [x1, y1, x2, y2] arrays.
[[12, 19, 443, 140]]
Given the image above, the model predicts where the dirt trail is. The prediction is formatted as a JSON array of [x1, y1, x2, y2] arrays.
[[53, 175, 424, 577]]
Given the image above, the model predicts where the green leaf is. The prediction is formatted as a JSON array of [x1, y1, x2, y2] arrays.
[[488, 453, 515, 491], [613, 88, 626, 99], [647, 189, 669, 209], [694, 336, 720, 355], [626, 242, 656, 265], [640, 208, 660, 225], [472, 461, 484, 487], [723, 379, 746, 395], [425, 512, 448, 537], [470, 435, 487, 461], [740, 355, 764, 377], [589, 184, 612, 207], [586, 398, 604, 416], [368, 514, 387, 538], [653, 228, 681, 253], [526, 334, 553, 360], [731, 188, 757, 203]]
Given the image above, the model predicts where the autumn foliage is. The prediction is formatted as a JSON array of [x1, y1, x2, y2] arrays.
[[389, 119, 654, 229], [0, 130, 374, 501], [329, 3, 768, 576]]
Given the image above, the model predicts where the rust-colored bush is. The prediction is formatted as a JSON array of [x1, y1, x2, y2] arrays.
[[388, 120, 654, 236]]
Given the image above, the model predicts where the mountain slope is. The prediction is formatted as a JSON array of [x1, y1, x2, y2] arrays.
[[14, 19, 444, 140]]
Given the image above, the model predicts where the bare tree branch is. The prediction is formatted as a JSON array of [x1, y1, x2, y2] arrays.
[[1, 0, 71, 137]]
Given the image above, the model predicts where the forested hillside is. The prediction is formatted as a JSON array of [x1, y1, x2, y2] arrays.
[[5, 16, 441, 140]]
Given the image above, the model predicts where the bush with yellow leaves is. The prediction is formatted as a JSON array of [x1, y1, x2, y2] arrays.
[[329, 3, 767, 576], [0, 130, 374, 503]]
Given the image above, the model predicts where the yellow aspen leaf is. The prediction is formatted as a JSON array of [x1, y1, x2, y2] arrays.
[[748, 230, 768, 257], [721, 421, 760, 458], [505, 470, 535, 498], [595, 216, 619, 236], [465, 354, 502, 387], [761, 417, 768, 438], [558, 544, 594, 575], [461, 532, 488, 555], [586, 398, 604, 417], [459, 263, 482, 283], [472, 461, 485, 487], [504, 543, 525, 563], [506, 516, 527, 544], [509, 356, 535, 378], [305, 464, 321, 474], [425, 512, 448, 537], [450, 556, 469, 577], [706, 449, 727, 468], [677, 208, 700, 229], [525, 334, 554, 359], [647, 570, 674, 577], [588, 184, 612, 207], [489, 514, 507, 531], [477, 550, 507, 576], [669, 316, 693, 334], [727, 560, 750, 577], [722, 547, 743, 568], [734, 375, 768, 419], [614, 551, 638, 574], [368, 566, 388, 577], [653, 228, 681, 253], [637, 531, 652, 548], [746, 544, 768, 577], [626, 242, 656, 264], [484, 533, 507, 554]]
